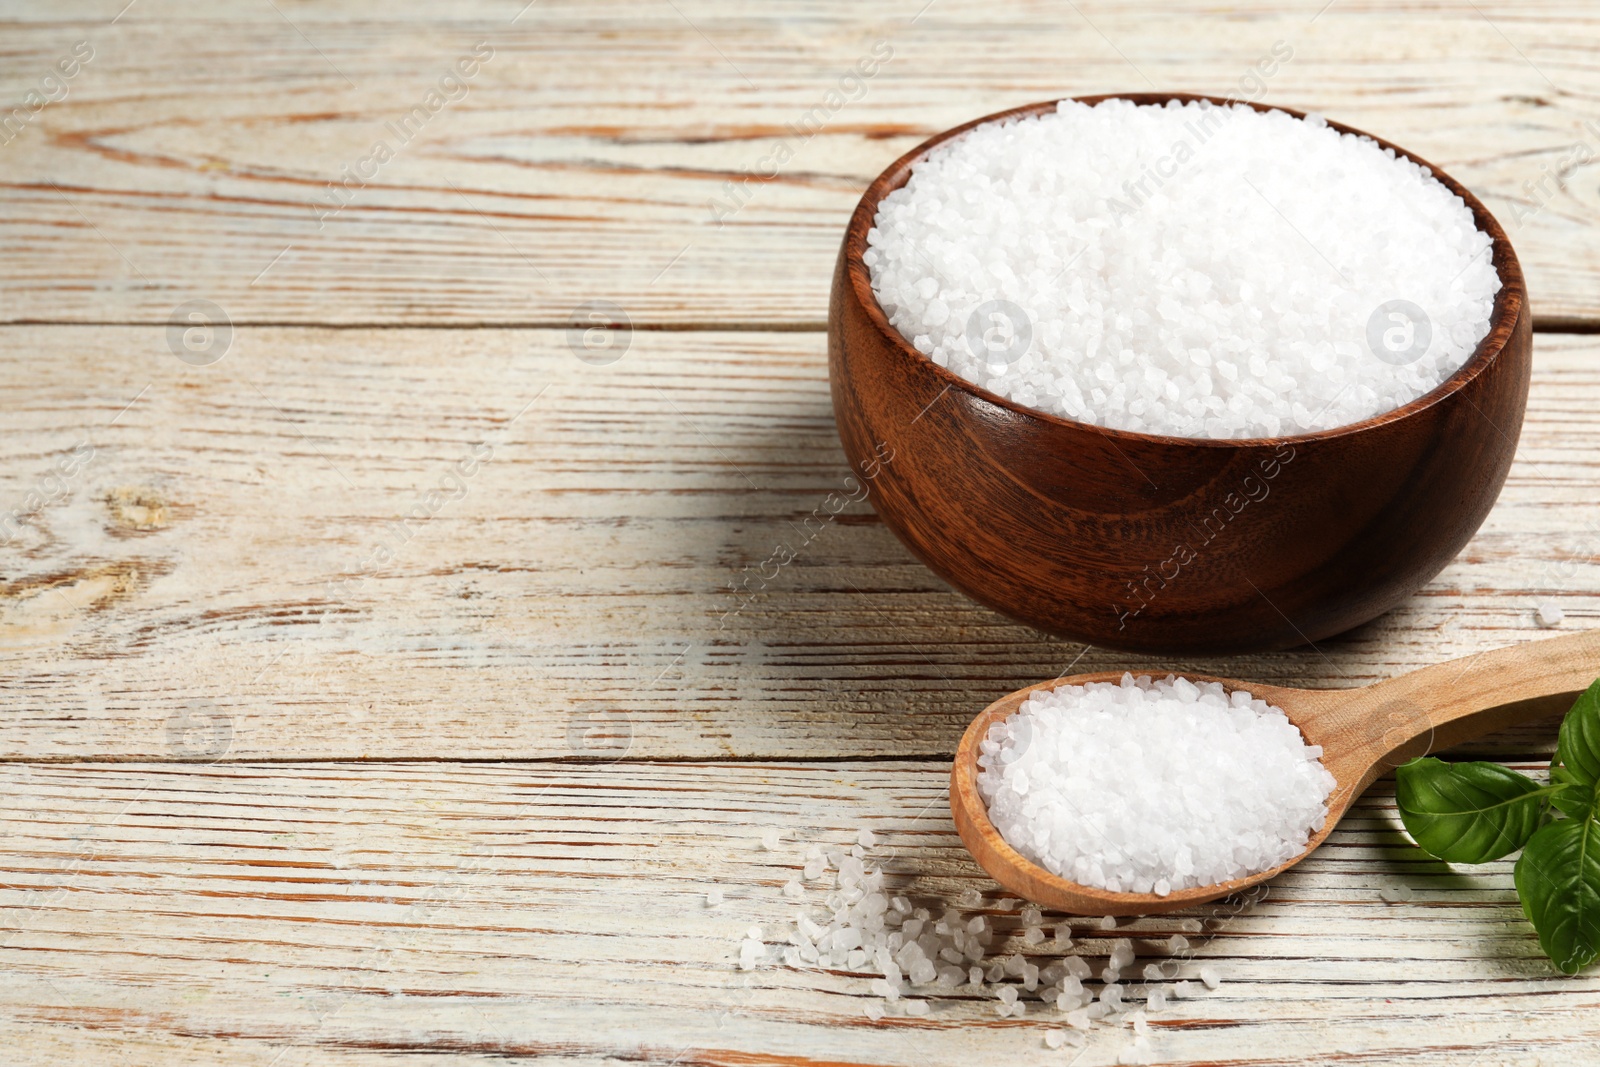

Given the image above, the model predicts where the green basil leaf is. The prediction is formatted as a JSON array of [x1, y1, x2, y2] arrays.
[[1396, 757, 1549, 863], [1513, 814, 1600, 974], [1558, 678, 1600, 792], [1550, 766, 1594, 819]]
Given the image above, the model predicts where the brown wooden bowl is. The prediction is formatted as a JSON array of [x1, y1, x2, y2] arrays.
[[828, 93, 1530, 655]]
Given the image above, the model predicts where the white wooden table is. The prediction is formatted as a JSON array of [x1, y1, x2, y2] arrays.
[[4, 2, 1600, 1063]]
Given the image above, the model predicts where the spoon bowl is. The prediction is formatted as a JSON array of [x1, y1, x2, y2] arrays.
[[950, 630, 1600, 915]]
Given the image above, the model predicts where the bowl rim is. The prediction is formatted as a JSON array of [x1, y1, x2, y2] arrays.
[[842, 91, 1528, 449]]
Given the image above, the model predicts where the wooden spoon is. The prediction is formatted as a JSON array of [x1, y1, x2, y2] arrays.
[[950, 630, 1600, 915]]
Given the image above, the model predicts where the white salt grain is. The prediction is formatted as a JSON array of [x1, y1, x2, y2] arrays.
[[858, 828, 878, 848], [705, 888, 724, 906], [768, 829, 1248, 1036], [1045, 1029, 1067, 1049], [1199, 966, 1222, 991], [866, 99, 1499, 439], [1380, 884, 1415, 903], [761, 828, 782, 850], [1536, 603, 1564, 629], [977, 674, 1335, 891]]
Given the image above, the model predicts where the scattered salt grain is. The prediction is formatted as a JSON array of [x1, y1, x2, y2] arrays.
[[866, 98, 1499, 439], [1045, 1030, 1068, 1049], [1166, 934, 1189, 953], [782, 878, 803, 900], [1099, 916, 1117, 930], [766, 830, 1258, 1031], [858, 828, 877, 848], [1198, 966, 1222, 991], [761, 828, 782, 850], [1380, 884, 1414, 903], [1023, 926, 1046, 944], [705, 888, 724, 906], [1536, 603, 1564, 629], [977, 674, 1335, 891], [957, 886, 983, 907]]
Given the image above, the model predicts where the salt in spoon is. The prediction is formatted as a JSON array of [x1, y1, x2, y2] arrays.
[[950, 629, 1600, 915]]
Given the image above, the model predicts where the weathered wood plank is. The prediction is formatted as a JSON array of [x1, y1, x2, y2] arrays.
[[4, 2, 1600, 326], [1, 760, 1596, 1066], [2, 325, 1598, 760]]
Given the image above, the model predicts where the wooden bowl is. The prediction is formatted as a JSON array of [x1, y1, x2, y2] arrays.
[[828, 93, 1531, 655]]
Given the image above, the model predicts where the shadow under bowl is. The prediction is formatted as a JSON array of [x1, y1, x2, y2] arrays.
[[828, 93, 1531, 655]]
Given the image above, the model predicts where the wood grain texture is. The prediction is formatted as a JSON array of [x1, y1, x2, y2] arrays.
[[1, 759, 1598, 1066], [6, 4, 1600, 1058], [5, 2, 1600, 326], [2, 325, 1598, 760]]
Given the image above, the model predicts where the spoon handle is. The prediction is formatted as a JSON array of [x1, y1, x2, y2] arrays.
[[1345, 629, 1600, 775]]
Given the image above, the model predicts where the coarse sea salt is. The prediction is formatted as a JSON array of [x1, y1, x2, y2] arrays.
[[977, 674, 1335, 892], [765, 829, 1237, 1059], [865, 99, 1500, 439]]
